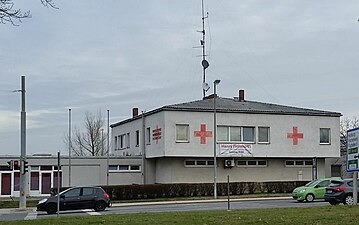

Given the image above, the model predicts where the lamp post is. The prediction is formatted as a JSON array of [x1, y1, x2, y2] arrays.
[[213, 79, 221, 199]]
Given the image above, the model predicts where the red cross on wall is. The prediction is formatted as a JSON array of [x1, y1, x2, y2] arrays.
[[194, 124, 212, 144], [287, 126, 304, 145], [152, 125, 162, 144]]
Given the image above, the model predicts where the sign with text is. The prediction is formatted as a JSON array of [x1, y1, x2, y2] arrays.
[[219, 144, 253, 157], [347, 127, 359, 172]]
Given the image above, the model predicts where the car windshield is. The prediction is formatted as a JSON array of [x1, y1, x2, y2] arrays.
[[305, 180, 319, 187]]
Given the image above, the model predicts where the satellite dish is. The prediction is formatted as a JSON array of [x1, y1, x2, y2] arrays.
[[202, 82, 210, 92], [201, 59, 209, 69]]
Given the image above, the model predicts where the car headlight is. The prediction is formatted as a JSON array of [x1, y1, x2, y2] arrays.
[[38, 198, 48, 204], [299, 189, 306, 193]]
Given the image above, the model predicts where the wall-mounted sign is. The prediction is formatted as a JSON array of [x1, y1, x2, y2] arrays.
[[219, 144, 253, 157]]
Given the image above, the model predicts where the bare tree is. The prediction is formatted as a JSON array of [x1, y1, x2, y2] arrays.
[[0, 0, 57, 25], [65, 111, 108, 156], [340, 116, 359, 155]]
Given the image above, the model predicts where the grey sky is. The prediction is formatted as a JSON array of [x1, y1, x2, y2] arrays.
[[1, 1, 359, 155]]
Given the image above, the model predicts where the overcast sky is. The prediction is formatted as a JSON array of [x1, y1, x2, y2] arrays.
[[1, 0, 359, 155]]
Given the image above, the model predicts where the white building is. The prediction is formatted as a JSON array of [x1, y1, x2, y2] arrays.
[[111, 90, 342, 184]]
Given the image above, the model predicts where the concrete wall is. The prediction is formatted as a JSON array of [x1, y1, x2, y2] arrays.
[[155, 157, 325, 183]]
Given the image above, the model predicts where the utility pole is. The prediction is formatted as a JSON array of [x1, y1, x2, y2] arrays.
[[106, 109, 110, 186], [19, 75, 27, 209], [68, 109, 72, 187]]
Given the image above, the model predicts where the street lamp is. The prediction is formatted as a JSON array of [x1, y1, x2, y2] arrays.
[[213, 79, 220, 199]]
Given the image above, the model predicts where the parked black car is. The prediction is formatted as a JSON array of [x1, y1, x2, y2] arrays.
[[324, 179, 359, 205], [37, 186, 111, 214]]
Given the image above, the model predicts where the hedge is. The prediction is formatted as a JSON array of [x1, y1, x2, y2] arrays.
[[51, 181, 308, 200]]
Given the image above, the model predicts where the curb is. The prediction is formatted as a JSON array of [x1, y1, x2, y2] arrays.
[[111, 196, 293, 207]]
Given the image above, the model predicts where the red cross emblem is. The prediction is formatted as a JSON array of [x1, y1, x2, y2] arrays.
[[152, 125, 161, 144], [287, 126, 303, 145], [194, 124, 212, 144]]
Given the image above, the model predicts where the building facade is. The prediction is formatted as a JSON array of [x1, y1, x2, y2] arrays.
[[0, 155, 141, 197], [111, 90, 341, 184]]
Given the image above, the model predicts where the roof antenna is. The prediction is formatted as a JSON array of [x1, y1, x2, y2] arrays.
[[196, 0, 209, 98]]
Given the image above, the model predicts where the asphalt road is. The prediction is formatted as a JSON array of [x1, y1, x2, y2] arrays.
[[0, 197, 329, 221]]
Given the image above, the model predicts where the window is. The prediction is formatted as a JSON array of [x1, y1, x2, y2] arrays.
[[320, 128, 331, 144], [218, 126, 255, 143], [146, 127, 151, 145], [119, 165, 129, 171], [285, 160, 313, 167], [82, 187, 95, 196], [63, 188, 81, 198], [114, 136, 118, 150], [236, 160, 267, 167], [30, 172, 39, 191], [126, 133, 130, 148], [185, 160, 195, 166], [196, 160, 206, 166], [130, 165, 140, 171], [135, 130, 140, 147], [258, 127, 270, 143], [109, 165, 118, 170], [176, 124, 189, 142], [184, 160, 214, 167], [119, 134, 126, 149], [243, 127, 255, 142], [218, 126, 229, 141]]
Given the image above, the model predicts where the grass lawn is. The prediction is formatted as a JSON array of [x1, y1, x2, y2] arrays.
[[1, 205, 359, 225]]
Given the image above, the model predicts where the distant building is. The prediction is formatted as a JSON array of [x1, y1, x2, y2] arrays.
[[111, 90, 342, 184], [0, 155, 141, 197]]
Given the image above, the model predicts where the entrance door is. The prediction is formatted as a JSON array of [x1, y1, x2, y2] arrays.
[[1, 173, 11, 195], [41, 173, 51, 194]]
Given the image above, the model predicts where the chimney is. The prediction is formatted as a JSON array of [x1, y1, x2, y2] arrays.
[[239, 90, 245, 101], [132, 108, 139, 118]]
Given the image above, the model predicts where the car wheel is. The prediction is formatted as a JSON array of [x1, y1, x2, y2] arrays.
[[94, 201, 106, 212], [329, 201, 339, 205], [305, 194, 315, 202], [45, 203, 57, 214], [344, 195, 354, 205]]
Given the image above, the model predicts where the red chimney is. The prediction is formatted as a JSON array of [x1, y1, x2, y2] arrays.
[[132, 108, 139, 118], [239, 90, 245, 101]]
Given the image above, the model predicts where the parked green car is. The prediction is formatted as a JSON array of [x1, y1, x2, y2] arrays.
[[292, 178, 342, 202]]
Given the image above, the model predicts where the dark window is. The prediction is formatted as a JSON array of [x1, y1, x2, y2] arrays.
[[185, 161, 195, 166], [237, 161, 246, 166], [331, 165, 342, 177], [305, 161, 313, 166], [207, 161, 214, 165], [130, 165, 140, 171], [196, 161, 206, 166], [258, 127, 269, 143], [53, 171, 62, 189], [109, 165, 118, 170], [295, 161, 304, 166], [30, 172, 39, 191], [320, 128, 330, 144], [40, 166, 52, 171], [119, 165, 129, 171], [63, 188, 81, 198], [258, 160, 267, 166], [135, 130, 140, 147], [286, 161, 294, 166], [247, 161, 256, 166], [14, 172, 20, 191], [0, 166, 11, 171], [82, 187, 95, 196]]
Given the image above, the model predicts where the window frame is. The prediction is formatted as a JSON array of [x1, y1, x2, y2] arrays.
[[258, 127, 270, 144], [320, 128, 331, 145], [176, 124, 190, 143]]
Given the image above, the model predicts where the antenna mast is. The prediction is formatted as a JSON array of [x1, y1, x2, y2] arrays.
[[200, 0, 209, 98]]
